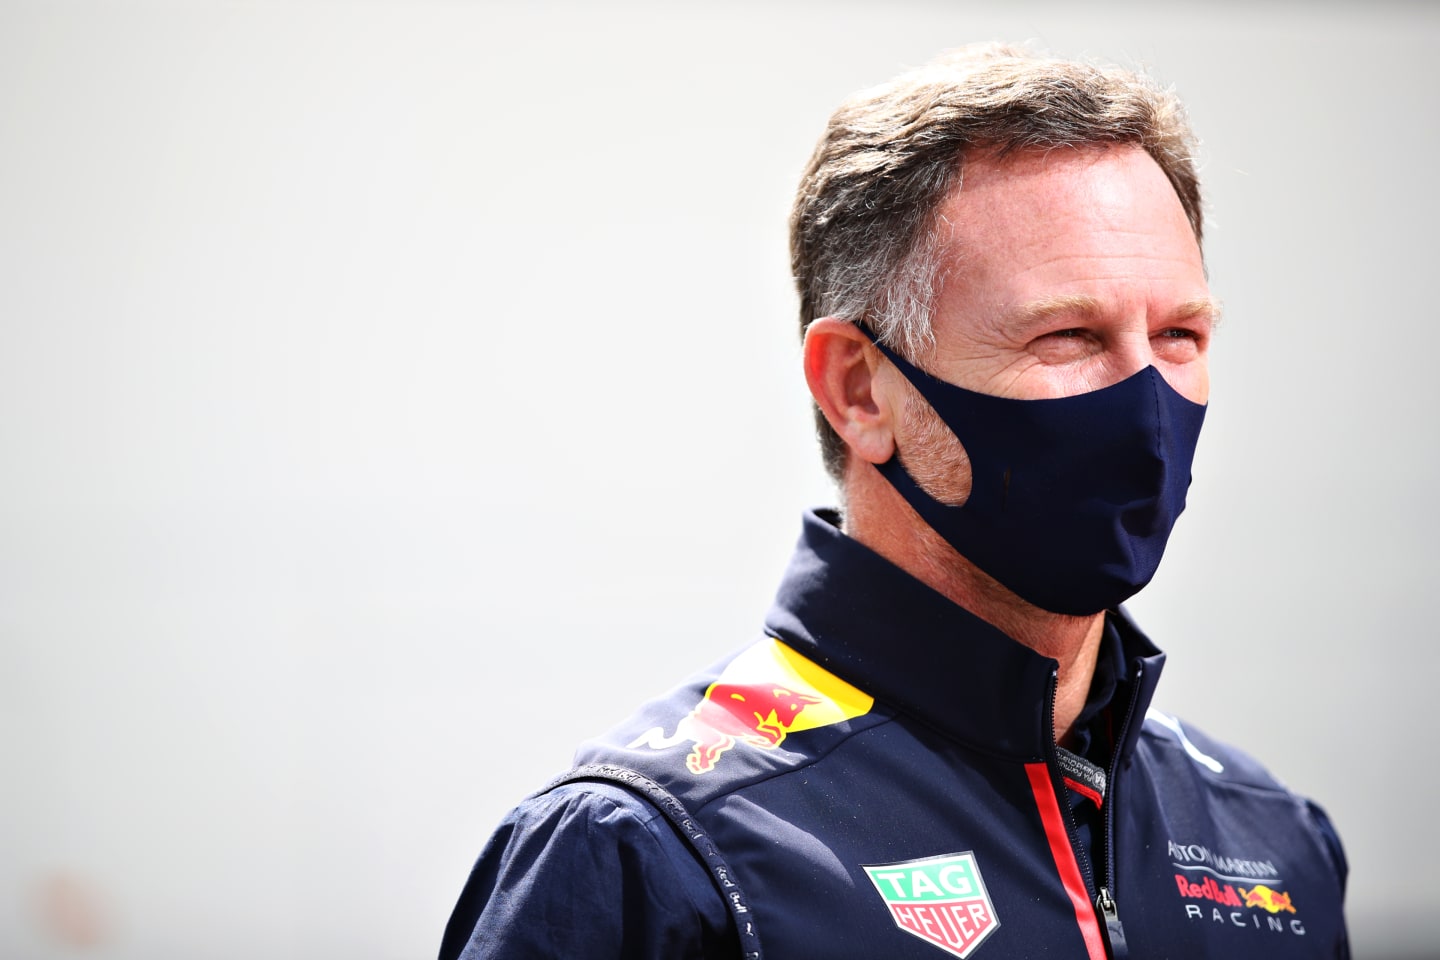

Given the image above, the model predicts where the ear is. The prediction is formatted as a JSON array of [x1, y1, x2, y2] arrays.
[[802, 318, 898, 466]]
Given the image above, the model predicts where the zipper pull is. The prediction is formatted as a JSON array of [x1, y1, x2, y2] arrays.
[[1096, 887, 1128, 959]]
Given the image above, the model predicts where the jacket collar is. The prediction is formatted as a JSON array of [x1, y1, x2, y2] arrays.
[[763, 509, 1166, 762]]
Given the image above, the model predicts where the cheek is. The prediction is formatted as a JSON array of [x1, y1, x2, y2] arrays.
[[1160, 362, 1209, 405]]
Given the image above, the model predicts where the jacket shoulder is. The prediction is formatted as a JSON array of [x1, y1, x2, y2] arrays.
[[574, 635, 887, 811], [1135, 707, 1348, 881], [1137, 707, 1289, 791]]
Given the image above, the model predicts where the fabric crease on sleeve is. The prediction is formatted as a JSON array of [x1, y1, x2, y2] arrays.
[[438, 782, 737, 960]]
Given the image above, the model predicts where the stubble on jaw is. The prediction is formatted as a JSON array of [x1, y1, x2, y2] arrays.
[[896, 375, 972, 507]]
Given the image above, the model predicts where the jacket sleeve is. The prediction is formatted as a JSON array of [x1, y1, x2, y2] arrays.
[[438, 782, 738, 960]]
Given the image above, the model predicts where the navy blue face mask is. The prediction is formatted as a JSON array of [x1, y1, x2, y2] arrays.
[[865, 328, 1206, 616]]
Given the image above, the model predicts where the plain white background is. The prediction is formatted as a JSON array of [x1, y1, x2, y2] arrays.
[[2, 1, 1436, 957]]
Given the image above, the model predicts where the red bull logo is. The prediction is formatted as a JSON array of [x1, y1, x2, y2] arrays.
[[628, 638, 873, 774], [681, 683, 820, 773], [1239, 885, 1296, 914]]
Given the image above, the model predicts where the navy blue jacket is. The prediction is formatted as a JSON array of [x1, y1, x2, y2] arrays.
[[441, 510, 1348, 959]]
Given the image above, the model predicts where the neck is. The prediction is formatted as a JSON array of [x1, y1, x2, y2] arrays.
[[843, 473, 1106, 744]]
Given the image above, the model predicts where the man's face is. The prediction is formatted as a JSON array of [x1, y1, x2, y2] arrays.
[[887, 145, 1215, 502], [926, 144, 1213, 400]]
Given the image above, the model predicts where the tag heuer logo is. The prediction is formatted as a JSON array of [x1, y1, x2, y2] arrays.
[[863, 852, 1000, 958]]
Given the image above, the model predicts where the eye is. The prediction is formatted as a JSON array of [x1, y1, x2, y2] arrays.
[[1151, 327, 1206, 362], [1030, 328, 1098, 363]]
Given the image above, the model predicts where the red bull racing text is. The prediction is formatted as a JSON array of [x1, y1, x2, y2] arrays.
[[1170, 838, 1307, 937]]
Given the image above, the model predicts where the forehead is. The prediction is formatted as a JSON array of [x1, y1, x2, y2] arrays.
[[940, 144, 1195, 237], [929, 144, 1208, 326]]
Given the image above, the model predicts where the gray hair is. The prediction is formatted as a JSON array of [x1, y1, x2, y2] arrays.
[[790, 43, 1204, 482]]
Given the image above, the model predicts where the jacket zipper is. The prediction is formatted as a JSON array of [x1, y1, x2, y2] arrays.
[[1095, 661, 1144, 960], [1047, 669, 1099, 894], [1046, 662, 1145, 960]]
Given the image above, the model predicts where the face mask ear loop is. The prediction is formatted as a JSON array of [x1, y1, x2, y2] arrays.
[[857, 324, 940, 474], [858, 323, 945, 410], [862, 329, 981, 528]]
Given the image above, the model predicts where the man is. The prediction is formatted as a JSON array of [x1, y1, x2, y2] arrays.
[[440, 44, 1349, 959]]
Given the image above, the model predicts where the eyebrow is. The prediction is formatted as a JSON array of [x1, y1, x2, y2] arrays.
[[1174, 298, 1224, 325], [1009, 295, 1224, 328], [1013, 294, 1103, 326]]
